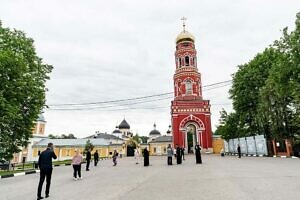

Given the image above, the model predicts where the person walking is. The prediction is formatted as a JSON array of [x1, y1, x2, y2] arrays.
[[143, 147, 149, 166], [181, 147, 185, 160], [134, 148, 140, 164], [174, 147, 177, 158], [72, 150, 83, 180], [112, 149, 118, 166], [167, 144, 173, 165], [220, 148, 225, 157], [195, 145, 202, 164], [37, 142, 57, 200], [94, 150, 99, 166], [86, 149, 91, 171], [119, 149, 123, 158], [176, 144, 182, 164], [237, 144, 241, 158]]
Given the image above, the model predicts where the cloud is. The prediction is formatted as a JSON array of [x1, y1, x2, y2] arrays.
[[1, 0, 299, 137]]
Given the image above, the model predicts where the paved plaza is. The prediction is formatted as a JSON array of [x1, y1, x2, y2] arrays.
[[0, 154, 300, 200]]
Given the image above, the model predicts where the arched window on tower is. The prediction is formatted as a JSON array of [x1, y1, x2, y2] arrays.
[[185, 56, 189, 66], [193, 57, 197, 67], [185, 80, 193, 95], [179, 58, 182, 67]]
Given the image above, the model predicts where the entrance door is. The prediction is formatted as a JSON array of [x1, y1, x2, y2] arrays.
[[127, 145, 135, 157], [186, 124, 197, 154]]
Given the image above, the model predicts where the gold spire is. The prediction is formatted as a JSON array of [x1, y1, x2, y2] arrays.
[[176, 17, 195, 43]]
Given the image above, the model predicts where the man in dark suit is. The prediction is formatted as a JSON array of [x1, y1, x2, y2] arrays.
[[37, 142, 57, 200]]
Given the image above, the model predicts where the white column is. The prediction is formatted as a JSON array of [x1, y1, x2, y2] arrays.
[[27, 143, 33, 162], [196, 131, 200, 145], [18, 152, 23, 163], [59, 148, 62, 161], [200, 131, 203, 147], [35, 122, 40, 135], [184, 131, 187, 148]]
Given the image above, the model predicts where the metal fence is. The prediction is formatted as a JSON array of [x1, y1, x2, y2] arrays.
[[224, 135, 268, 156]]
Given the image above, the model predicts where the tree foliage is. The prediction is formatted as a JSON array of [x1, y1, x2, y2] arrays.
[[215, 109, 239, 141], [217, 13, 300, 142], [84, 139, 94, 154], [0, 23, 52, 162], [139, 136, 149, 144], [132, 134, 142, 144], [48, 133, 77, 139]]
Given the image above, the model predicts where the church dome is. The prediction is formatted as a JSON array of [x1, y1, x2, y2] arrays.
[[113, 126, 121, 134], [149, 129, 161, 136], [176, 30, 195, 44], [119, 119, 130, 129], [149, 123, 161, 136], [37, 114, 46, 122]]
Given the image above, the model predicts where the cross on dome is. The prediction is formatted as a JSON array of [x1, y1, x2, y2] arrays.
[[176, 17, 195, 43], [180, 17, 187, 32]]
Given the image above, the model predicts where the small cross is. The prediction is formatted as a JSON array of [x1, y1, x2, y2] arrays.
[[180, 17, 187, 31]]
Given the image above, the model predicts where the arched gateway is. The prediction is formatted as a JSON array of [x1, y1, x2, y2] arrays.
[[171, 19, 213, 152], [179, 115, 205, 153]]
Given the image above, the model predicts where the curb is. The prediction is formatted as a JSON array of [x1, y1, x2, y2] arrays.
[[0, 159, 109, 180], [0, 163, 69, 179], [225, 153, 299, 159], [53, 163, 72, 167], [0, 170, 38, 179]]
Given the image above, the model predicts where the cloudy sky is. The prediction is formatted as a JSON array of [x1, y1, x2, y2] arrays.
[[1, 0, 299, 138]]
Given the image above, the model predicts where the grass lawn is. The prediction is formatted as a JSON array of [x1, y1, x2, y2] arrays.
[[53, 160, 72, 165]]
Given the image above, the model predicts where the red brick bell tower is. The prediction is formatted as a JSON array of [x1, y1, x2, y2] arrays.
[[171, 18, 212, 152]]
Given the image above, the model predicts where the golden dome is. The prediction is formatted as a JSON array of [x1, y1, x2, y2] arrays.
[[176, 30, 195, 43]]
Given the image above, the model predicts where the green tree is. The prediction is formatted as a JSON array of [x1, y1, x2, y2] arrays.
[[48, 134, 58, 139], [230, 48, 278, 137], [219, 12, 300, 144], [0, 23, 52, 162], [132, 134, 141, 144], [277, 13, 300, 138], [48, 133, 77, 139], [258, 55, 294, 140], [61, 133, 77, 139], [84, 139, 94, 154], [139, 136, 149, 143], [215, 109, 239, 141]]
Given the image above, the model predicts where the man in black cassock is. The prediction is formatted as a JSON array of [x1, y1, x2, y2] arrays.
[[195, 145, 202, 164], [143, 148, 149, 166], [237, 144, 241, 158], [86, 149, 91, 171], [176, 145, 182, 164], [94, 150, 99, 166]]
